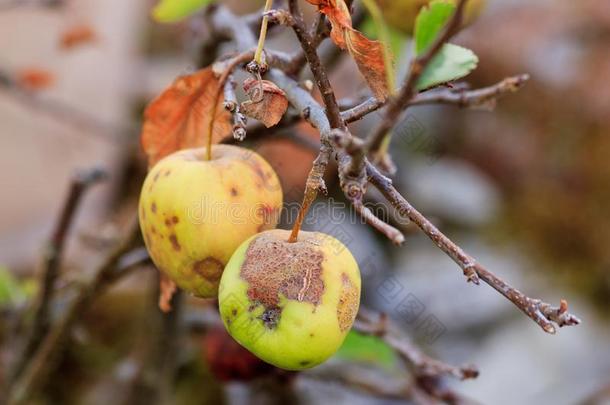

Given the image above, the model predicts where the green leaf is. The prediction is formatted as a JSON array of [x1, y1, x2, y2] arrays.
[[414, 0, 456, 55], [152, 0, 215, 23], [417, 43, 478, 90], [335, 330, 398, 370]]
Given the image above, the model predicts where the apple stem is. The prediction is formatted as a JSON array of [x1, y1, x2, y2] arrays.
[[254, 0, 274, 66], [288, 150, 329, 243], [205, 51, 256, 161], [288, 188, 316, 243]]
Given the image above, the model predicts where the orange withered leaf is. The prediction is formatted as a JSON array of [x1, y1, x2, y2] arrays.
[[306, 0, 391, 101], [141, 67, 232, 167], [16, 68, 55, 91], [60, 25, 97, 50], [241, 78, 288, 128]]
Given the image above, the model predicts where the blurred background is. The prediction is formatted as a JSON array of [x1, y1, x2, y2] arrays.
[[1, 0, 609, 404]]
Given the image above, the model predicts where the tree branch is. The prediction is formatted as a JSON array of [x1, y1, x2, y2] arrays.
[[341, 74, 530, 123], [223, 75, 247, 141], [366, 163, 581, 333], [10, 167, 107, 383]]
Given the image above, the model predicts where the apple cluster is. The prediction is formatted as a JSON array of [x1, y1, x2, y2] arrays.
[[139, 145, 361, 370]]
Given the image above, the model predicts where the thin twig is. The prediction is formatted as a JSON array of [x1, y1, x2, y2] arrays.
[[356, 308, 479, 381], [10, 167, 107, 383], [223, 75, 247, 141], [341, 74, 530, 123], [352, 199, 404, 245], [287, 0, 343, 130], [366, 163, 581, 334]]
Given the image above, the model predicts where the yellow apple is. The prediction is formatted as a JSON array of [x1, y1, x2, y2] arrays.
[[139, 145, 283, 298]]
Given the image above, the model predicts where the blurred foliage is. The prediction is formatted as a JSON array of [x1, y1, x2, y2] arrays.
[[152, 0, 216, 23], [0, 266, 36, 307], [335, 330, 398, 371]]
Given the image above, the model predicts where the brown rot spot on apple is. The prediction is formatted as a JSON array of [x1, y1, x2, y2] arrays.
[[240, 233, 325, 329], [151, 226, 157, 235], [172, 216, 179, 224], [151, 202, 157, 214], [230, 187, 239, 197], [193, 257, 224, 283], [231, 308, 237, 316], [169, 234, 181, 251], [337, 273, 359, 332]]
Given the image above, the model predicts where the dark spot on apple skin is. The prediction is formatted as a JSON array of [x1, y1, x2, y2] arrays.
[[225, 317, 231, 326], [230, 187, 238, 197], [309, 333, 314, 338], [259, 307, 281, 329], [165, 216, 180, 227], [169, 234, 181, 251], [153, 172, 160, 182], [151, 202, 157, 213], [299, 360, 311, 367], [231, 308, 237, 316], [164, 169, 171, 177], [151, 226, 156, 235], [193, 257, 223, 283]]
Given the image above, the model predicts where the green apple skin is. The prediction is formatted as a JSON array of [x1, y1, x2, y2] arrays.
[[218, 229, 361, 370], [139, 145, 283, 298], [377, 0, 486, 34]]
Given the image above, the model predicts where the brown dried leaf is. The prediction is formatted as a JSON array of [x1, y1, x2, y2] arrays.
[[241, 78, 288, 128], [306, 0, 390, 101], [141, 67, 232, 167], [159, 273, 177, 313]]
